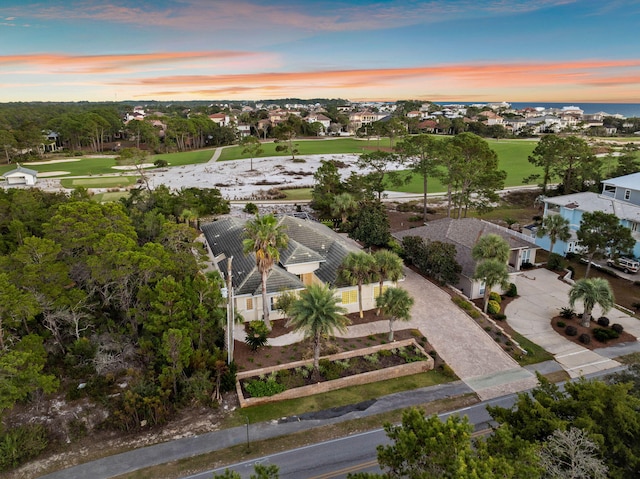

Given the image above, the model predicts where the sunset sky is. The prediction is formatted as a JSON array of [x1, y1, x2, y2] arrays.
[[1, 0, 640, 103]]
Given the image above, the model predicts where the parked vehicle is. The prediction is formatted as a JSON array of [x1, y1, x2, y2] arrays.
[[606, 257, 640, 274]]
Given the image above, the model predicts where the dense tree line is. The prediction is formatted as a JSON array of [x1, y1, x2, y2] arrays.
[[0, 186, 231, 470]]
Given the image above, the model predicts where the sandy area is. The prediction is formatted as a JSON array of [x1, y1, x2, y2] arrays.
[[112, 163, 155, 170], [144, 154, 377, 200], [28, 158, 81, 165], [38, 171, 70, 177]]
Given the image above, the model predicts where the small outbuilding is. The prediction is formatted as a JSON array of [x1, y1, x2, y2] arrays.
[[2, 164, 38, 186]]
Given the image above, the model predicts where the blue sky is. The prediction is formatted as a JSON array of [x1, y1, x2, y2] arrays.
[[1, 0, 639, 102]]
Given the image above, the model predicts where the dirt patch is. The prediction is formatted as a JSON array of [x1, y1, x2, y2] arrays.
[[550, 316, 636, 350]]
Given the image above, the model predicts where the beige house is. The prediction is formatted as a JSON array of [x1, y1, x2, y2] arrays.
[[201, 215, 389, 322]]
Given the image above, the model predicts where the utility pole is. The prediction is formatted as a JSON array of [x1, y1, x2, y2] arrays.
[[226, 256, 234, 364]]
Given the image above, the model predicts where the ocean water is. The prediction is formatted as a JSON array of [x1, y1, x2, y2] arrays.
[[508, 102, 640, 118], [439, 102, 640, 118]]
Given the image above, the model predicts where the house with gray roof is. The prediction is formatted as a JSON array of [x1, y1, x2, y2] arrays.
[[536, 172, 640, 258], [2, 164, 38, 186], [393, 217, 538, 300], [201, 215, 384, 322]]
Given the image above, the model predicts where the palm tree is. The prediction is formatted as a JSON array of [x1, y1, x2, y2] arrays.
[[568, 278, 614, 327], [376, 287, 414, 341], [471, 234, 510, 263], [372, 249, 404, 315], [338, 251, 376, 318], [331, 192, 357, 227], [536, 215, 570, 255], [242, 214, 288, 330], [473, 259, 509, 313], [287, 283, 349, 375]]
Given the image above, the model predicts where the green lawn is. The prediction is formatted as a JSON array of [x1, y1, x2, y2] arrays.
[[391, 139, 539, 193], [218, 138, 372, 161], [60, 176, 138, 188], [282, 188, 313, 201], [236, 369, 456, 424], [151, 149, 215, 166]]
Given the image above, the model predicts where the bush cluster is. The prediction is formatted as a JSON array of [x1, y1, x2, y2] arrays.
[[489, 292, 502, 303], [612, 323, 624, 334], [593, 327, 620, 342], [579, 333, 591, 345], [505, 282, 518, 297], [0, 424, 49, 472], [559, 307, 575, 319], [245, 321, 270, 351], [487, 300, 501, 315], [565, 325, 578, 336], [597, 316, 610, 327], [245, 375, 286, 397], [547, 253, 567, 271], [556, 320, 566, 328]]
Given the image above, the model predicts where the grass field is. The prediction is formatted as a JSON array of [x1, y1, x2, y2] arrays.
[[151, 149, 215, 165], [218, 138, 372, 161], [60, 176, 138, 188]]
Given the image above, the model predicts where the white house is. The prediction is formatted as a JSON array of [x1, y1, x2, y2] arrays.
[[2, 164, 38, 186]]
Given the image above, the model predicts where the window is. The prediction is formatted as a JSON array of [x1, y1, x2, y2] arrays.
[[603, 184, 615, 196], [246, 298, 253, 310], [341, 290, 358, 304], [625, 189, 631, 201], [631, 222, 639, 232], [521, 249, 531, 266], [269, 297, 276, 311], [373, 285, 388, 298], [479, 282, 486, 296]]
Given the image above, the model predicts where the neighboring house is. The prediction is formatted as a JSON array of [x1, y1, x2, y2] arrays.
[[2, 164, 38, 186], [393, 218, 538, 300], [305, 113, 331, 131], [535, 172, 640, 258], [236, 123, 251, 138], [201, 215, 386, 322], [348, 110, 388, 132], [209, 113, 231, 127]]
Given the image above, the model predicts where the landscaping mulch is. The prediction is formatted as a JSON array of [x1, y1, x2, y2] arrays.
[[550, 316, 636, 350], [233, 309, 441, 373]]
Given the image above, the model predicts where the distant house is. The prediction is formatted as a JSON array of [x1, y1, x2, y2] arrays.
[[535, 172, 640, 258], [393, 218, 538, 299], [201, 215, 386, 322], [209, 113, 231, 127], [305, 113, 331, 131], [2, 164, 38, 186]]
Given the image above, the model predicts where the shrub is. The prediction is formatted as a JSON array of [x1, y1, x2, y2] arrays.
[[243, 202, 259, 214], [318, 359, 345, 380], [578, 333, 591, 345], [593, 327, 619, 342], [521, 261, 534, 270], [0, 424, 49, 471], [469, 310, 481, 319], [244, 377, 286, 397], [632, 301, 640, 310], [596, 316, 610, 327], [505, 282, 518, 297], [494, 313, 507, 321], [153, 159, 168, 167], [559, 307, 575, 319], [565, 325, 578, 336], [556, 320, 566, 328], [244, 321, 269, 351], [489, 292, 502, 303], [547, 253, 566, 271], [611, 323, 624, 334], [487, 300, 501, 315]]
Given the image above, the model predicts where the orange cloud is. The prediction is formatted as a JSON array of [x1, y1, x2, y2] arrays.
[[119, 58, 640, 90], [0, 51, 262, 74]]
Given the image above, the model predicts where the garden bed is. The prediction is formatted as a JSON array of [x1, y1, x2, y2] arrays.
[[550, 315, 636, 350], [235, 339, 434, 407]]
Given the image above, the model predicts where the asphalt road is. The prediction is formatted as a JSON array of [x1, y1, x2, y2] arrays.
[[187, 366, 628, 479], [189, 394, 516, 479]]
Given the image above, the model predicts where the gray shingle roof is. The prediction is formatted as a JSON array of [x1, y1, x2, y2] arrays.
[[201, 215, 361, 294], [392, 217, 533, 277]]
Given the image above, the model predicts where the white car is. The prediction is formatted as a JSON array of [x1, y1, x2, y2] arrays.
[[606, 257, 640, 274]]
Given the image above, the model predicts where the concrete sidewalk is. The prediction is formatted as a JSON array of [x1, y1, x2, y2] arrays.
[[508, 269, 640, 378]]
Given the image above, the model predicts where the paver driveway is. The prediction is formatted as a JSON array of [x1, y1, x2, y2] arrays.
[[400, 268, 537, 400]]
